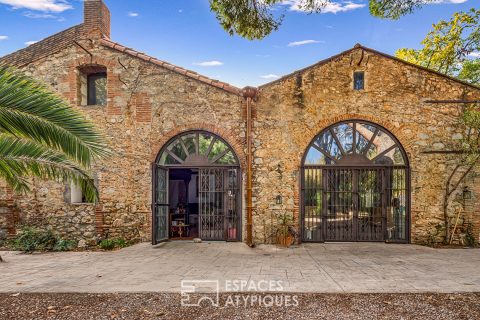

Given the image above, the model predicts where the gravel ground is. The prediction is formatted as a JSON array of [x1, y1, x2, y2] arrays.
[[0, 293, 479, 320]]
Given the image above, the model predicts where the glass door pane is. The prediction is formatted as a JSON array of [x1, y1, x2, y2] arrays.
[[154, 166, 169, 243]]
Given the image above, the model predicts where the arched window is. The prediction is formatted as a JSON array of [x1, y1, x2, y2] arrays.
[[301, 120, 409, 243], [153, 130, 241, 244], [304, 121, 407, 166], [157, 131, 239, 167]]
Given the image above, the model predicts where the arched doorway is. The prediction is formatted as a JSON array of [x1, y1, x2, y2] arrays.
[[153, 131, 241, 244], [301, 120, 410, 243]]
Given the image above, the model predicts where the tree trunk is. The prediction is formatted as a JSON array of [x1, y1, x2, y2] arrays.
[[443, 193, 450, 244], [443, 162, 476, 244]]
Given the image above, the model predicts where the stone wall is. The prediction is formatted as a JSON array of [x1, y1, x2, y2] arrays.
[[1, 40, 480, 245], [3, 39, 245, 244], [253, 47, 480, 244]]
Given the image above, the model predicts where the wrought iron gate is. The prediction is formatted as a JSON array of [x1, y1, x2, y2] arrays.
[[301, 120, 410, 243], [153, 165, 169, 244], [199, 168, 240, 241], [303, 167, 408, 242]]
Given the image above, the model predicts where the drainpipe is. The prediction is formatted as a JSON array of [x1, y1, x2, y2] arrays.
[[242, 86, 258, 247]]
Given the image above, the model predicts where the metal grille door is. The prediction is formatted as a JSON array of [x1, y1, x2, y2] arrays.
[[357, 168, 384, 241], [199, 168, 239, 241], [303, 167, 390, 242], [324, 168, 355, 241], [153, 166, 169, 244]]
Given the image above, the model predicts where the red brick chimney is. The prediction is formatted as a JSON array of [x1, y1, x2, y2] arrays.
[[83, 0, 111, 39]]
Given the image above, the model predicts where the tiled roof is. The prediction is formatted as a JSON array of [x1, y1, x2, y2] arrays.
[[99, 38, 242, 95], [0, 24, 84, 67]]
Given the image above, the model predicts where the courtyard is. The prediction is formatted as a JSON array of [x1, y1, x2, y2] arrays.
[[1, 242, 479, 293]]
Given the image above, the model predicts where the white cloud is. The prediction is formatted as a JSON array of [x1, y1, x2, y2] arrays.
[[25, 40, 38, 46], [128, 12, 139, 17], [23, 11, 56, 19], [193, 60, 224, 67], [178, 9, 183, 13], [0, 35, 8, 40], [288, 39, 322, 47], [469, 52, 480, 58], [283, 1, 366, 14], [0, 0, 72, 12], [260, 74, 280, 79], [434, 0, 468, 3]]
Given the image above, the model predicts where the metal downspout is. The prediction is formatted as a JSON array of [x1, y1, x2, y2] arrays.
[[242, 86, 258, 247]]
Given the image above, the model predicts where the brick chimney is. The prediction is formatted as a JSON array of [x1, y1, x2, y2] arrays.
[[83, 0, 111, 39]]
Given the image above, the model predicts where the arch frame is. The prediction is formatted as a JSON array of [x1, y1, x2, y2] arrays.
[[150, 123, 246, 169], [301, 119, 410, 168], [154, 129, 241, 168], [300, 119, 411, 244], [152, 129, 243, 244]]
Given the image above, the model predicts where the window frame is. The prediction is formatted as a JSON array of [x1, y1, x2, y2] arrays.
[[353, 71, 365, 90], [87, 72, 107, 106]]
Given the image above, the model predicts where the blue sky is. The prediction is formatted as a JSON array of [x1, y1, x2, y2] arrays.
[[0, 0, 476, 87]]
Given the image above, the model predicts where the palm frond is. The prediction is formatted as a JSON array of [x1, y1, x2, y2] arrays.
[[0, 134, 98, 202], [0, 65, 111, 167]]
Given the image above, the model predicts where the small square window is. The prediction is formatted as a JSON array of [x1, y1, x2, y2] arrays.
[[353, 71, 364, 90], [87, 72, 107, 105], [70, 181, 94, 204]]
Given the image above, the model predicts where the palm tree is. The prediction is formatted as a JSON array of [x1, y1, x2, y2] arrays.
[[0, 65, 110, 260]]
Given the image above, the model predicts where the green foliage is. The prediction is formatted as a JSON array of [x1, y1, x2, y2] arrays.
[[210, 0, 283, 40], [395, 9, 480, 85], [0, 65, 111, 202], [99, 239, 116, 250], [277, 212, 293, 236], [425, 223, 444, 247], [13, 227, 57, 253], [12, 227, 78, 252], [458, 59, 480, 84], [209, 1, 447, 40], [464, 221, 476, 247], [369, 0, 435, 20], [99, 238, 130, 250], [460, 105, 480, 165], [113, 238, 128, 248], [53, 239, 77, 252]]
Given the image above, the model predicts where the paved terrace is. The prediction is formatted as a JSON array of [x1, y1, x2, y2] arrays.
[[0, 242, 479, 293]]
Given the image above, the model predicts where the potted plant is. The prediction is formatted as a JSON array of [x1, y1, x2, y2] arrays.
[[276, 213, 294, 247]]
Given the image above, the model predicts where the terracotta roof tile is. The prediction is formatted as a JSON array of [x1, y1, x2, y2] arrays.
[[100, 38, 241, 95]]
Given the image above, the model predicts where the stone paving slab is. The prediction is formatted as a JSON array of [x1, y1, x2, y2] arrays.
[[0, 242, 479, 293]]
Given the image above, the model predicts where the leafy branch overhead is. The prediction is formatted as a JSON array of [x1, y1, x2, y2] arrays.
[[395, 8, 480, 85], [0, 65, 111, 202], [209, 0, 440, 40]]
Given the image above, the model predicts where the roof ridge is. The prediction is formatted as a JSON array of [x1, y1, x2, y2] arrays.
[[259, 44, 480, 91], [99, 38, 241, 95], [0, 24, 85, 67]]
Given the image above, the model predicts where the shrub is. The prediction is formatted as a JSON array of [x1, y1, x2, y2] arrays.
[[99, 238, 130, 250], [464, 222, 476, 247], [113, 238, 128, 248], [53, 239, 77, 251], [99, 239, 116, 250], [14, 227, 57, 253]]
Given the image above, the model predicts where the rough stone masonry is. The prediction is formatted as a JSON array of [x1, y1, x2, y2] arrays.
[[0, 0, 479, 246]]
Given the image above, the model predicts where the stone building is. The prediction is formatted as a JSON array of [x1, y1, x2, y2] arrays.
[[1, 0, 479, 246]]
